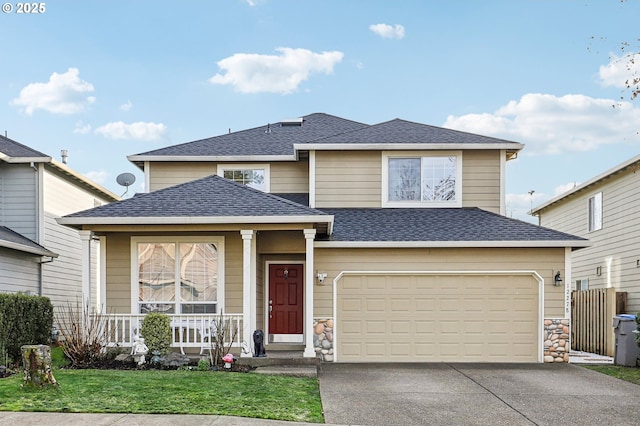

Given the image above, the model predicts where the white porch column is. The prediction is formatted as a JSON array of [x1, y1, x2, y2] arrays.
[[78, 230, 92, 309], [240, 230, 256, 357], [303, 229, 316, 358]]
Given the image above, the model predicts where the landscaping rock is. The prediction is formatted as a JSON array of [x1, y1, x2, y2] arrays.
[[160, 352, 190, 368]]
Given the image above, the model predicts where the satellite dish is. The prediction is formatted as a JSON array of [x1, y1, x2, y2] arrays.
[[116, 172, 136, 197]]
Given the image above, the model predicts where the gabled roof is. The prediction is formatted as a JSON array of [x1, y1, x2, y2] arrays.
[[0, 226, 58, 257], [303, 118, 524, 151], [316, 208, 589, 248], [0, 135, 50, 162], [0, 135, 120, 202], [128, 113, 368, 167], [127, 113, 524, 169], [532, 153, 640, 215], [58, 175, 333, 233]]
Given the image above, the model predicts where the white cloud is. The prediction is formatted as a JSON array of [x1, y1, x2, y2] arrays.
[[85, 170, 109, 184], [10, 68, 96, 115], [94, 121, 167, 141], [443, 93, 640, 155], [369, 23, 405, 39], [599, 52, 640, 89], [209, 47, 344, 94], [73, 121, 92, 134], [120, 100, 133, 111], [505, 191, 547, 223], [554, 181, 579, 196]]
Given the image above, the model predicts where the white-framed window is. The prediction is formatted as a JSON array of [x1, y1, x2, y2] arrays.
[[588, 192, 602, 232], [382, 151, 462, 207], [575, 279, 589, 291], [131, 236, 225, 314], [217, 164, 270, 192]]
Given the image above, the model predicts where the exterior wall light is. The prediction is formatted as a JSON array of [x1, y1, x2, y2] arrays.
[[554, 271, 563, 286], [316, 273, 328, 284]]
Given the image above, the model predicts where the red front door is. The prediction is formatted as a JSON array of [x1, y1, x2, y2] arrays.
[[268, 264, 303, 335]]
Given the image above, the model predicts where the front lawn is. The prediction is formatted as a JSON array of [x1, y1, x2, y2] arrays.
[[0, 369, 324, 423], [584, 365, 640, 386]]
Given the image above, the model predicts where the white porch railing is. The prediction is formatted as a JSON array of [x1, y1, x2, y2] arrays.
[[102, 313, 244, 355]]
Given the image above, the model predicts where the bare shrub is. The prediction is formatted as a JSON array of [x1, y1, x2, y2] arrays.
[[207, 311, 239, 367], [55, 300, 111, 367]]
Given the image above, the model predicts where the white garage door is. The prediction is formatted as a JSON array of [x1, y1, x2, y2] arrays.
[[337, 273, 540, 362]]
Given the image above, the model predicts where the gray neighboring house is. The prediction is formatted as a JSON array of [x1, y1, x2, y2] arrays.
[[531, 153, 640, 313], [0, 135, 119, 308]]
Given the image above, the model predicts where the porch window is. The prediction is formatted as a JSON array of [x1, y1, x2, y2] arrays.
[[588, 192, 602, 232], [382, 152, 462, 207], [218, 164, 269, 192], [133, 237, 224, 314]]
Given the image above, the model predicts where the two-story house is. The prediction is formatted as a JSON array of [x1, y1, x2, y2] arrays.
[[58, 113, 587, 363], [0, 135, 120, 308], [531, 154, 640, 314]]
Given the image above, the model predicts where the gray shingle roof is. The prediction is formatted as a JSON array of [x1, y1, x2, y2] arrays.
[[0, 135, 49, 159], [131, 113, 367, 159], [64, 175, 329, 219], [318, 208, 588, 243], [0, 226, 57, 257], [310, 119, 522, 145]]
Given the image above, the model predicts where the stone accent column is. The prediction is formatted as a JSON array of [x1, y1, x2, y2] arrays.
[[544, 319, 570, 362], [21, 345, 57, 387], [303, 229, 316, 358], [240, 230, 256, 357], [314, 319, 334, 361]]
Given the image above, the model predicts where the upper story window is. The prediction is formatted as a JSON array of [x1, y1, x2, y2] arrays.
[[588, 192, 602, 232], [382, 152, 462, 207], [217, 164, 270, 192]]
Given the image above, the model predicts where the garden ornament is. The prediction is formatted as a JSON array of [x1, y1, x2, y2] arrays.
[[132, 337, 149, 365]]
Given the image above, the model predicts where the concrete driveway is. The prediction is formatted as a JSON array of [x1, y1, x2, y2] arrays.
[[319, 363, 640, 426]]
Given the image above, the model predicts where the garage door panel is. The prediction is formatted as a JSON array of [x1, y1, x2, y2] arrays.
[[337, 274, 539, 362]]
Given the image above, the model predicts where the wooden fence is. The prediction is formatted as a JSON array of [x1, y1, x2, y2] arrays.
[[571, 288, 626, 356]]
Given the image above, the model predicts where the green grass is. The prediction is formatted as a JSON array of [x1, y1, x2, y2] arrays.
[[584, 365, 640, 386], [0, 369, 324, 423]]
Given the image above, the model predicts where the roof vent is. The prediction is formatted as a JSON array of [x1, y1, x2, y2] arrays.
[[280, 117, 303, 127]]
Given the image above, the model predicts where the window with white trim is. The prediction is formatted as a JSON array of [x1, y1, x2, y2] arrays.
[[133, 237, 224, 314], [575, 279, 589, 291], [382, 152, 462, 207], [217, 164, 269, 192], [588, 192, 602, 232]]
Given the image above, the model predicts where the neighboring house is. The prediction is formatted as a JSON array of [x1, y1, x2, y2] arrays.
[[58, 113, 588, 363], [0, 135, 120, 308], [531, 154, 640, 313]]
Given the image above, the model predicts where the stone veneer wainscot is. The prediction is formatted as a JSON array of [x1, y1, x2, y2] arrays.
[[313, 319, 334, 361], [544, 319, 570, 363]]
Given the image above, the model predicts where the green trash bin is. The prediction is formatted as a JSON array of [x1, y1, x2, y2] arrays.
[[612, 314, 639, 367]]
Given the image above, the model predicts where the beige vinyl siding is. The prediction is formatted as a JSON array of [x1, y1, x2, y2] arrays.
[[314, 247, 565, 318], [104, 232, 244, 315], [539, 169, 640, 312], [148, 162, 217, 191], [461, 150, 501, 213], [315, 151, 381, 208], [270, 161, 308, 193], [148, 161, 309, 194]]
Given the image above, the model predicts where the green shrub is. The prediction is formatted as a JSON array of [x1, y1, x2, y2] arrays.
[[140, 313, 172, 355], [0, 293, 53, 364], [197, 358, 210, 371]]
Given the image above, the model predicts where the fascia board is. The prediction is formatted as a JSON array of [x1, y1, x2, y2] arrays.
[[296, 143, 525, 151], [127, 155, 296, 162], [531, 153, 640, 215], [314, 240, 591, 249], [0, 155, 51, 163], [57, 215, 334, 226], [0, 240, 58, 257]]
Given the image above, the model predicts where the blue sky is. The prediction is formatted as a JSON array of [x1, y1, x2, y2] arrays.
[[2, 0, 639, 222]]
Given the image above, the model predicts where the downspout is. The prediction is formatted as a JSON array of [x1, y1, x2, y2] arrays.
[[30, 162, 44, 296]]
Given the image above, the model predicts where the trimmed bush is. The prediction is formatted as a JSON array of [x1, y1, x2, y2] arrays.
[[0, 293, 53, 364], [140, 313, 172, 355]]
